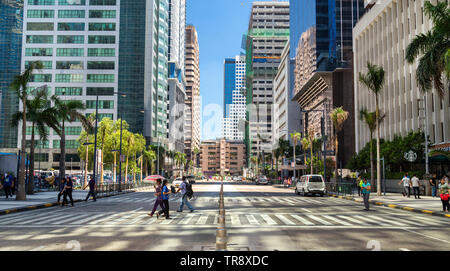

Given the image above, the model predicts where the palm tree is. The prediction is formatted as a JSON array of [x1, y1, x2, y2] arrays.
[[9, 60, 44, 200], [83, 114, 96, 187], [301, 137, 311, 173], [11, 87, 59, 194], [290, 131, 302, 179], [330, 107, 349, 181], [193, 147, 200, 169], [51, 96, 91, 182], [143, 148, 157, 175], [406, 1, 450, 98], [359, 62, 386, 196]]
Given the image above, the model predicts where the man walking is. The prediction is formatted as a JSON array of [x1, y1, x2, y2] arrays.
[[399, 173, 411, 197], [357, 176, 363, 197], [430, 174, 438, 198], [84, 176, 96, 202], [3, 173, 13, 199], [361, 178, 371, 211], [176, 176, 195, 213], [411, 174, 421, 199], [158, 179, 171, 219]]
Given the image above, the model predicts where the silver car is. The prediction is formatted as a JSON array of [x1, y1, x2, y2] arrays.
[[256, 176, 269, 185]]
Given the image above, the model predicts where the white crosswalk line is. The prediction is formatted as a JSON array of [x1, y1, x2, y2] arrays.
[[260, 214, 277, 225], [305, 199, 324, 205], [246, 215, 260, 225], [51, 213, 93, 225], [196, 215, 208, 225], [89, 213, 122, 224], [367, 215, 408, 226], [273, 198, 295, 205], [0, 212, 53, 224], [290, 215, 315, 225], [160, 215, 178, 224], [30, 213, 75, 225], [301, 208, 312, 213], [15, 213, 63, 224], [214, 214, 218, 224], [306, 215, 332, 225], [263, 198, 275, 202], [404, 215, 446, 226], [231, 214, 241, 225], [322, 215, 352, 226], [145, 217, 158, 224], [178, 214, 195, 225], [386, 216, 429, 226], [68, 213, 107, 224], [355, 215, 391, 226], [275, 214, 295, 225], [337, 215, 370, 225], [126, 214, 149, 224]]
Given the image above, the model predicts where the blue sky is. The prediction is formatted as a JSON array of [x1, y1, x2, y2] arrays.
[[186, 0, 256, 140]]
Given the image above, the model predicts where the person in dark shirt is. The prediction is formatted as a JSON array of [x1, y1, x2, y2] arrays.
[[3, 174, 13, 199], [57, 178, 67, 204], [429, 173, 438, 198], [83, 176, 97, 202], [62, 177, 74, 207]]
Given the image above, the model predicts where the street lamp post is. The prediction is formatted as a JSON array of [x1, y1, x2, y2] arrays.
[[116, 92, 127, 192], [93, 95, 99, 185]]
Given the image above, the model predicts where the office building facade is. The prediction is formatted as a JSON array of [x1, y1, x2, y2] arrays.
[[244, 1, 290, 160], [185, 25, 200, 161], [353, 0, 449, 154], [200, 139, 246, 176]]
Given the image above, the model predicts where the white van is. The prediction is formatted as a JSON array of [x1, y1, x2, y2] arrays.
[[295, 175, 326, 197]]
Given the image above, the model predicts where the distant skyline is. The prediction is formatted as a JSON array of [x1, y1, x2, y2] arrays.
[[187, 0, 289, 140]]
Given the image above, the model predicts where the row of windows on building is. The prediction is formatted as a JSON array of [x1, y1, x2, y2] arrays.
[[26, 61, 115, 70], [28, 0, 116, 6], [27, 22, 116, 31], [26, 48, 115, 57], [28, 9, 116, 18], [29, 74, 115, 83], [26, 35, 115, 44]]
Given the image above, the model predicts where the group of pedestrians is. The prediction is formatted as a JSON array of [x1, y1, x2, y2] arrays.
[[1, 173, 16, 199], [57, 176, 74, 207], [399, 173, 422, 199], [148, 176, 195, 219]]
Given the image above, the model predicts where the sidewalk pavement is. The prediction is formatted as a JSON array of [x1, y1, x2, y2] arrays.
[[0, 186, 153, 216], [273, 184, 450, 218]]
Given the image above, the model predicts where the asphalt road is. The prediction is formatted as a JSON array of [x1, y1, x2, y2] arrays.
[[0, 181, 449, 251]]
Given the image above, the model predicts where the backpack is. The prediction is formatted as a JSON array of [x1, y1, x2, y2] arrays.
[[185, 182, 194, 199]]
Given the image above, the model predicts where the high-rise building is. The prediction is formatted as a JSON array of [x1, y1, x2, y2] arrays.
[[185, 25, 200, 161], [0, 1, 23, 149], [119, 0, 169, 147], [291, 0, 365, 166], [353, 0, 449, 156], [223, 55, 246, 141], [244, 1, 290, 160], [19, 0, 122, 170], [200, 139, 246, 177]]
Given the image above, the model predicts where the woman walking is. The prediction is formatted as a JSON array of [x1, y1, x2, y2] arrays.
[[62, 177, 74, 207], [57, 178, 66, 205], [438, 177, 450, 212], [157, 179, 172, 219], [148, 179, 164, 217]]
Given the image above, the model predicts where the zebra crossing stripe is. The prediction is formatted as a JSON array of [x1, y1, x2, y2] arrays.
[[305, 215, 332, 225], [290, 215, 315, 225], [0, 212, 54, 224], [246, 215, 260, 225], [389, 216, 434, 226], [127, 214, 151, 225], [214, 214, 218, 224], [90, 213, 122, 224], [354, 215, 390, 226], [275, 214, 295, 225], [145, 217, 157, 224], [337, 215, 369, 225], [231, 214, 241, 225], [68, 213, 107, 225], [260, 214, 277, 225], [160, 215, 177, 224], [178, 214, 195, 225], [196, 215, 208, 225], [33, 213, 76, 225], [51, 213, 94, 225], [15, 212, 63, 224], [322, 215, 352, 226], [366, 215, 408, 226], [405, 215, 446, 226]]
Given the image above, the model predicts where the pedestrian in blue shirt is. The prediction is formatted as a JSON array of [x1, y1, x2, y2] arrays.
[[83, 176, 97, 202], [148, 179, 164, 217], [361, 178, 371, 211], [157, 179, 172, 219]]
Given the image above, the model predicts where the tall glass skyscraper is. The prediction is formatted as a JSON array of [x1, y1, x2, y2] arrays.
[[0, 1, 23, 149], [223, 58, 236, 118]]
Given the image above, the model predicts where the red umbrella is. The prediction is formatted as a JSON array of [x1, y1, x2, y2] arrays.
[[143, 175, 165, 183]]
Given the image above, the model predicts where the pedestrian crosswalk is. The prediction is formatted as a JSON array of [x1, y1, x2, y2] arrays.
[[2, 210, 448, 228]]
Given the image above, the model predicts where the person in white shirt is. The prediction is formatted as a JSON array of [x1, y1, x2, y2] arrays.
[[411, 175, 421, 199], [398, 173, 411, 198]]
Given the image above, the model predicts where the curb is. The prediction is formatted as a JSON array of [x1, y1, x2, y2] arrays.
[[0, 187, 152, 217], [326, 193, 450, 218]]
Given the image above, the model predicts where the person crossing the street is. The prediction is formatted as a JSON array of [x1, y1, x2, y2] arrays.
[[157, 179, 172, 219], [3, 173, 13, 199], [84, 176, 97, 202], [61, 177, 74, 207], [399, 173, 411, 197], [438, 177, 450, 212], [411, 174, 421, 199], [57, 178, 66, 204], [361, 178, 371, 211], [357, 176, 363, 197], [149, 178, 164, 217], [176, 176, 195, 213]]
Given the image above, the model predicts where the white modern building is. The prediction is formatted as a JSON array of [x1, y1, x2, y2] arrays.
[[272, 41, 301, 149], [223, 55, 246, 141], [20, 0, 121, 170], [353, 0, 449, 153]]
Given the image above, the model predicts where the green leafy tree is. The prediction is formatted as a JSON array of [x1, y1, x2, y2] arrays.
[[9, 60, 44, 200], [406, 1, 450, 98], [359, 62, 385, 196]]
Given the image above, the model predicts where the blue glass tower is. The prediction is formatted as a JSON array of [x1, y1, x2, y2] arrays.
[[223, 58, 236, 118], [0, 1, 23, 148]]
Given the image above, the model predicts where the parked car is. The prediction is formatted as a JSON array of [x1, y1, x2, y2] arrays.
[[295, 175, 326, 197], [172, 177, 183, 187], [255, 176, 269, 185]]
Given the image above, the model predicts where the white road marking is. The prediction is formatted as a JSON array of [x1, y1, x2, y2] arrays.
[[196, 215, 208, 225], [355, 215, 391, 226], [89, 213, 122, 224], [51, 213, 94, 225], [160, 215, 177, 224], [305, 215, 332, 225], [366, 215, 408, 226], [246, 215, 260, 225], [403, 228, 450, 244], [337, 215, 369, 225], [15, 213, 64, 224], [301, 208, 312, 213], [275, 214, 295, 225], [30, 246, 47, 251], [178, 214, 195, 225], [70, 213, 109, 224], [322, 215, 352, 226], [231, 215, 241, 225], [260, 214, 277, 225], [290, 215, 315, 225]]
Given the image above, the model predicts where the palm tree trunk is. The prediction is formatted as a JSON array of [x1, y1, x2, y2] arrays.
[[370, 133, 374, 185], [27, 124, 36, 195], [376, 97, 381, 196], [310, 140, 313, 174], [125, 156, 129, 183], [113, 152, 116, 184], [84, 134, 89, 188], [335, 136, 339, 182], [59, 120, 66, 183]]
